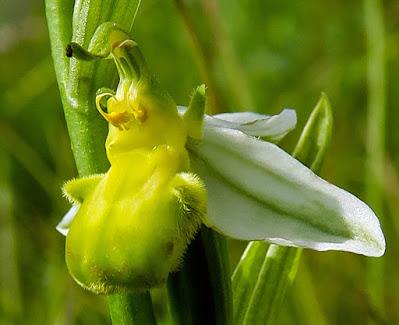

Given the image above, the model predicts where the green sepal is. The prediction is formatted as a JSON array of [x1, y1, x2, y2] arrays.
[[184, 84, 207, 139], [293, 93, 332, 171], [62, 174, 104, 204]]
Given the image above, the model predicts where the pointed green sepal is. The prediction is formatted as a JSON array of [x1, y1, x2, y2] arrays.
[[184, 85, 207, 139], [293, 93, 332, 171], [62, 174, 104, 204]]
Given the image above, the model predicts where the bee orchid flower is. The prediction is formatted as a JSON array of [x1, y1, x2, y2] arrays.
[[57, 23, 385, 294]]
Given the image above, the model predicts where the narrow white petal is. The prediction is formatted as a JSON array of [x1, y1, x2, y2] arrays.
[[207, 109, 296, 141], [177, 106, 297, 142], [188, 126, 385, 257], [56, 205, 80, 236]]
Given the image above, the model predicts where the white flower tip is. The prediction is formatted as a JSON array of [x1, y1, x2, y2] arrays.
[[275, 201, 386, 257], [280, 108, 297, 128], [340, 198, 386, 257], [369, 238, 386, 257], [56, 225, 69, 237], [56, 205, 79, 237], [360, 222, 386, 257]]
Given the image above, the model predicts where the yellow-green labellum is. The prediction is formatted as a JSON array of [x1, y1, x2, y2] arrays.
[[62, 25, 208, 294]]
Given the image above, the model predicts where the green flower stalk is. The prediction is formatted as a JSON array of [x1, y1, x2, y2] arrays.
[[57, 23, 385, 296]]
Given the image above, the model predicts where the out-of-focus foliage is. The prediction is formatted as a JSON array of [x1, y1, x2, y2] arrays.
[[0, 0, 398, 324]]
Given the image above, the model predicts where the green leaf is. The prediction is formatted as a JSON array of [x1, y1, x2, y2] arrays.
[[231, 241, 269, 325], [293, 93, 333, 171]]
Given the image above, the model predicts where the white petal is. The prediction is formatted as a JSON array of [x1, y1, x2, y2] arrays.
[[188, 126, 385, 257], [56, 205, 80, 236], [177, 106, 297, 142], [206, 109, 296, 141]]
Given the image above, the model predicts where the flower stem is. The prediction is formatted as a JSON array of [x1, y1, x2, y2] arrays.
[[168, 228, 232, 325], [107, 292, 156, 325]]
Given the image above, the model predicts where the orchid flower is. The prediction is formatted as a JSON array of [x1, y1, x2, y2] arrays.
[[57, 23, 385, 294]]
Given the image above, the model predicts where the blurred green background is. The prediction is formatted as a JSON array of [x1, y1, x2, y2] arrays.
[[1, 0, 398, 324]]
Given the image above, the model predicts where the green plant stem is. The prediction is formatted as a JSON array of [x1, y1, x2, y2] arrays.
[[364, 0, 386, 317], [45, 0, 156, 323], [108, 292, 156, 325], [46, 0, 108, 175], [168, 228, 232, 325]]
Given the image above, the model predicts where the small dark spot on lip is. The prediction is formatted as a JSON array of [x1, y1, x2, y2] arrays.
[[166, 241, 174, 255], [66, 44, 73, 58]]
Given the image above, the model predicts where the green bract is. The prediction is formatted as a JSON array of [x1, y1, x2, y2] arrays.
[[58, 23, 385, 295]]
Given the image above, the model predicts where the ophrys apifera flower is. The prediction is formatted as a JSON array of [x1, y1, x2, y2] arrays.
[[57, 23, 385, 295]]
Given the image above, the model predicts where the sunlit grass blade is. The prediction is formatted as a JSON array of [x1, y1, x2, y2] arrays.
[[233, 94, 333, 324], [364, 0, 386, 317], [0, 151, 22, 323], [173, 0, 252, 113]]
